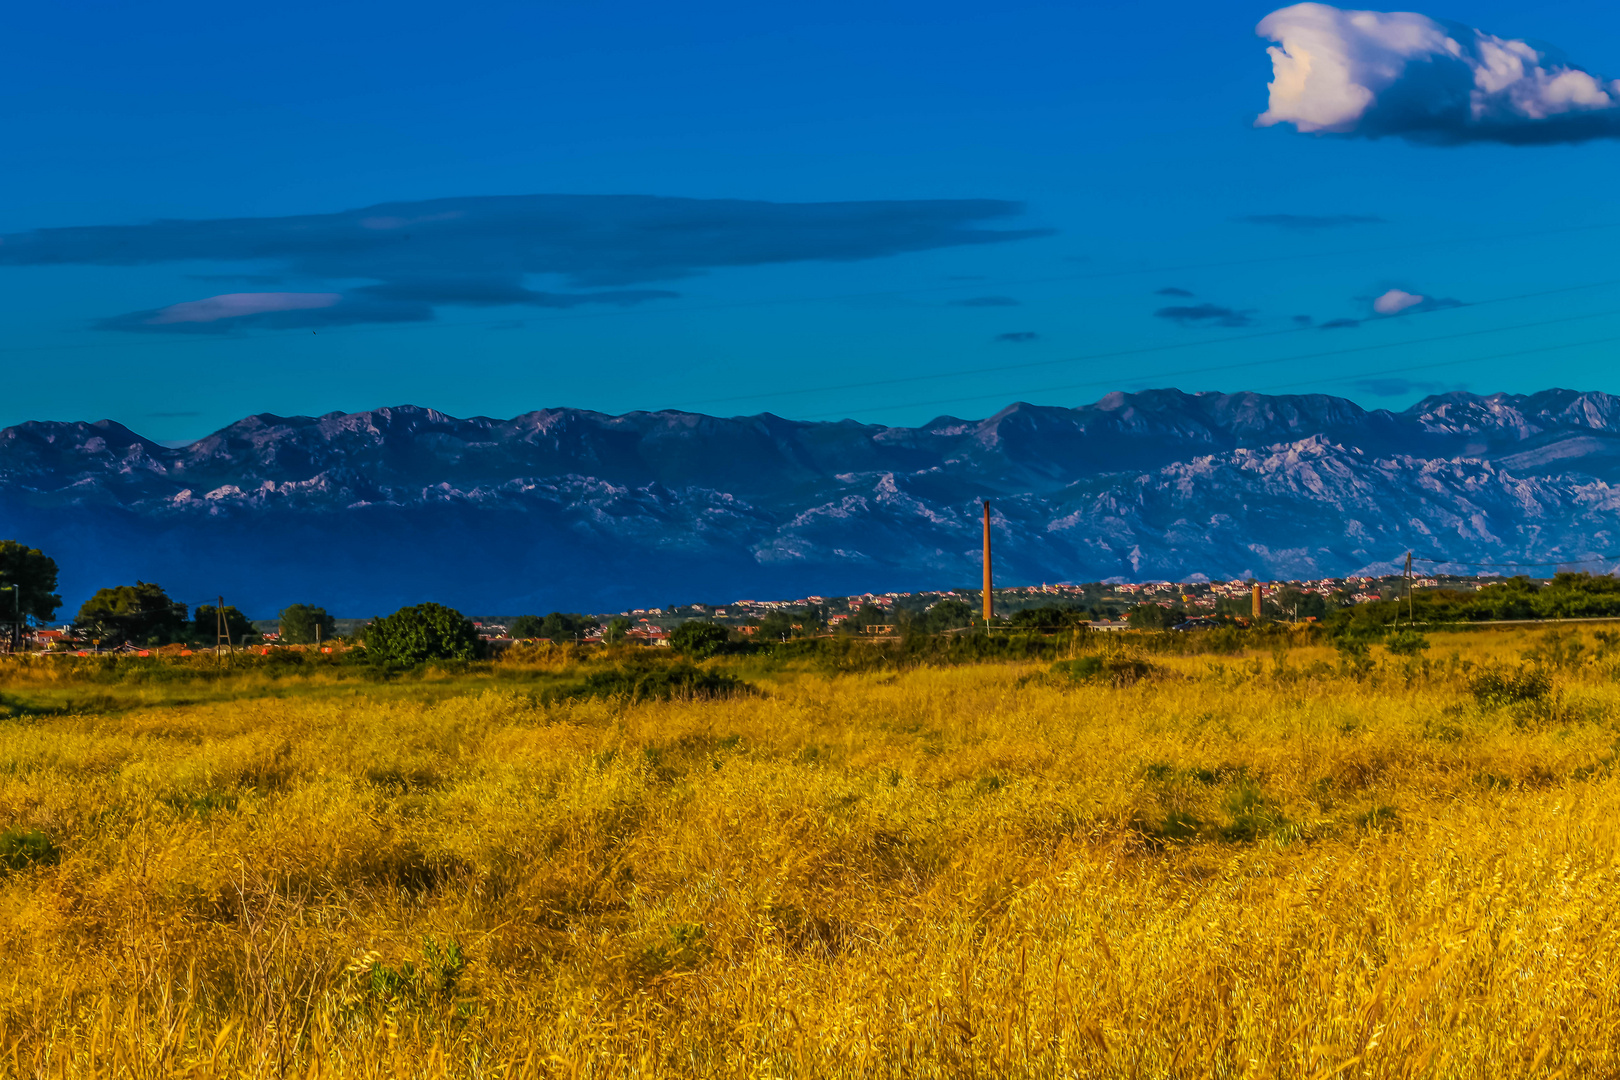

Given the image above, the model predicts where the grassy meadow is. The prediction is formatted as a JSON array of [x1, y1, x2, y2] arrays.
[[2, 629, 1619, 1077]]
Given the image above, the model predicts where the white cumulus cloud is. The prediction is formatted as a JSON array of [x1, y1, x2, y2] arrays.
[[1256, 3, 1620, 143], [1372, 288, 1424, 314]]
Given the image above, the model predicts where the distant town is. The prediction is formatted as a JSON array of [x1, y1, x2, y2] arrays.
[[14, 570, 1566, 654], [450, 572, 1473, 645]]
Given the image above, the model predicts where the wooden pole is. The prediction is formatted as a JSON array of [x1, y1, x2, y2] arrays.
[[215, 595, 233, 665], [1405, 551, 1414, 626], [982, 500, 993, 628]]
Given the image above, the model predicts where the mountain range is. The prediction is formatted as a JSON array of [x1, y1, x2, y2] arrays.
[[5, 388, 1620, 617]]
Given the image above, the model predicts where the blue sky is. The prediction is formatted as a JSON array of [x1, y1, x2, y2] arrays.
[[5, 0, 1620, 441]]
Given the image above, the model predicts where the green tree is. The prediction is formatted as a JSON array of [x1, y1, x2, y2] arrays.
[[509, 612, 597, 641], [1008, 605, 1086, 630], [542, 612, 598, 641], [924, 598, 975, 632], [853, 603, 890, 632], [279, 603, 336, 644], [365, 603, 483, 664], [508, 614, 545, 639], [758, 611, 797, 640], [1126, 603, 1176, 630], [192, 604, 255, 646], [0, 541, 62, 640], [668, 620, 730, 658], [603, 616, 632, 644], [1273, 588, 1328, 621], [75, 582, 187, 645]]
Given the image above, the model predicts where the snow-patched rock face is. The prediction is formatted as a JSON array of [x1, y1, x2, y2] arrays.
[[8, 390, 1620, 610]]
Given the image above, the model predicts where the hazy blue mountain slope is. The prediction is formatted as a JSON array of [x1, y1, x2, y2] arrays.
[[5, 389, 1620, 615]]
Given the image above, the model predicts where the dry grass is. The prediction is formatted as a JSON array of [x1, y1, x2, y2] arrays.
[[2, 629, 1620, 1077]]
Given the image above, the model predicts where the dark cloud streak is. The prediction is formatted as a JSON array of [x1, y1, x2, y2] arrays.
[[1154, 304, 1256, 328], [0, 193, 1051, 333]]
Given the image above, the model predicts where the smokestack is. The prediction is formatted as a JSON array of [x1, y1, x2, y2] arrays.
[[982, 500, 992, 626]]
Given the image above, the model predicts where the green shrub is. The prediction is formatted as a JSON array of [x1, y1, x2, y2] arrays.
[[563, 663, 750, 703], [1051, 655, 1154, 684], [1219, 783, 1289, 843], [0, 828, 59, 871], [1385, 630, 1430, 656], [365, 603, 484, 665], [669, 621, 731, 658], [1471, 666, 1553, 707]]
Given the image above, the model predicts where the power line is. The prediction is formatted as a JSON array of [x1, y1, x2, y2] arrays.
[[1265, 333, 1620, 392], [1412, 555, 1618, 567], [6, 218, 1620, 358], [791, 306, 1620, 421], [668, 279, 1620, 411]]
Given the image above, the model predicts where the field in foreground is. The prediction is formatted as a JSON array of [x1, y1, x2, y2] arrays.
[[2, 631, 1619, 1077]]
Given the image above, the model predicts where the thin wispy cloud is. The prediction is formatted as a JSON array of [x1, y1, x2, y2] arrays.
[[1155, 287, 1195, 297], [0, 194, 1051, 332], [1236, 213, 1386, 229], [1256, 4, 1620, 144], [949, 295, 1021, 307], [994, 331, 1040, 343]]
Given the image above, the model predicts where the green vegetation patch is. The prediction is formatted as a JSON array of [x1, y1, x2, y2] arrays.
[[558, 662, 753, 703], [1051, 655, 1155, 683], [0, 828, 60, 871]]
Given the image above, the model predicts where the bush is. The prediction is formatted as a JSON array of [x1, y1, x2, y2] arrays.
[[1051, 655, 1154, 684], [669, 621, 731, 658], [365, 603, 484, 665], [0, 828, 59, 872], [1471, 666, 1553, 707], [1385, 630, 1429, 656], [563, 663, 750, 702]]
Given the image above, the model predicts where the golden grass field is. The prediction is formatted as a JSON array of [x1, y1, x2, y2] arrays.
[[2, 629, 1619, 1078]]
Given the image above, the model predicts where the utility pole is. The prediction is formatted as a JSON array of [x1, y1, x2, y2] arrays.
[[982, 500, 993, 629], [1250, 582, 1262, 621], [1405, 551, 1414, 626], [215, 595, 233, 664]]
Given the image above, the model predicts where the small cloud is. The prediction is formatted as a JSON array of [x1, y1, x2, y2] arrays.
[[1369, 287, 1464, 317], [1373, 289, 1425, 316], [1154, 303, 1256, 328], [1320, 318, 1361, 329], [1156, 287, 1195, 297], [949, 295, 1020, 307], [1236, 213, 1386, 229], [1292, 314, 1313, 325], [994, 331, 1040, 343], [1256, 5, 1620, 145], [1354, 377, 1454, 398]]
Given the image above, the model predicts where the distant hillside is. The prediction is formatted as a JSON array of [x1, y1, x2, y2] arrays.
[[5, 388, 1620, 615]]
